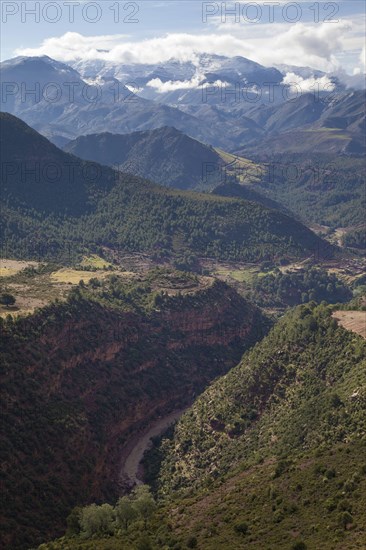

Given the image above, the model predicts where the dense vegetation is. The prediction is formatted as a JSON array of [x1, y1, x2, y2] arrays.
[[155, 303, 366, 492], [63, 126, 226, 191], [0, 269, 265, 549], [0, 113, 331, 264], [248, 153, 365, 228], [212, 181, 290, 214], [39, 302, 366, 549], [249, 266, 352, 307], [342, 226, 366, 250]]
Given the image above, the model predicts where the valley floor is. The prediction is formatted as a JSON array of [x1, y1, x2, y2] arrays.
[[120, 408, 187, 487]]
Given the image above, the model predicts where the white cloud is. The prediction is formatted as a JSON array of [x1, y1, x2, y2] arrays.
[[15, 32, 129, 61], [147, 75, 229, 92], [282, 72, 336, 94], [359, 45, 366, 71], [13, 18, 364, 77]]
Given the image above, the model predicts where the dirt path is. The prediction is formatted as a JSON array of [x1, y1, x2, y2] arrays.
[[332, 310, 366, 339], [120, 408, 186, 486]]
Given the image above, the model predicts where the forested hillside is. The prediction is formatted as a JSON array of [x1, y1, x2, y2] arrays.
[[242, 152, 365, 228], [37, 302, 366, 550], [249, 266, 352, 307], [0, 113, 331, 263], [63, 127, 227, 191], [0, 269, 265, 549], [157, 302, 366, 494]]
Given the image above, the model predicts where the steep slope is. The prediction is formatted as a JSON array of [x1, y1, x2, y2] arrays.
[[0, 112, 117, 214], [0, 270, 266, 549], [150, 303, 366, 548], [63, 127, 226, 190], [0, 113, 331, 263], [157, 303, 366, 491], [37, 302, 366, 550]]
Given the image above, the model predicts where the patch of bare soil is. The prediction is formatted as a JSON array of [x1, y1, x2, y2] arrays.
[[332, 310, 366, 339]]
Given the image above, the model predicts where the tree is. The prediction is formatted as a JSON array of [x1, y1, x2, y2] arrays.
[[66, 507, 82, 536], [0, 293, 16, 308], [115, 495, 137, 530], [79, 503, 114, 538], [132, 485, 156, 529]]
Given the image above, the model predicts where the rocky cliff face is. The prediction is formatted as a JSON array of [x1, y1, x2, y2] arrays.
[[0, 276, 265, 549]]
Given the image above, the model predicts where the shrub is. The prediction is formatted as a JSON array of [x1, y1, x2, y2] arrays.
[[325, 498, 337, 512], [338, 511, 353, 530], [186, 535, 198, 548], [79, 503, 114, 538], [337, 500, 352, 513], [234, 521, 249, 535]]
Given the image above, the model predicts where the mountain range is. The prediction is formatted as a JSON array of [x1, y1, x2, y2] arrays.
[[1, 55, 364, 153], [62, 123, 365, 229]]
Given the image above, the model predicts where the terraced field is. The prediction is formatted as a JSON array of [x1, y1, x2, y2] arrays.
[[333, 310, 366, 339]]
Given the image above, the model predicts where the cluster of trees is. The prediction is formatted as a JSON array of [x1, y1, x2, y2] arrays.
[[250, 266, 352, 307], [0, 293, 16, 308], [253, 153, 365, 228], [342, 227, 366, 250], [67, 485, 156, 539]]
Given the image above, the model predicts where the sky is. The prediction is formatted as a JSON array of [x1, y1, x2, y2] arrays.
[[1, 1, 365, 75]]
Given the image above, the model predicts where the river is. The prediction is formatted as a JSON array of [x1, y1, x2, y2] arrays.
[[120, 408, 186, 486]]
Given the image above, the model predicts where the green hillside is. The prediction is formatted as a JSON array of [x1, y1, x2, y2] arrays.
[[157, 303, 366, 492], [243, 152, 365, 229], [37, 302, 366, 550], [64, 127, 227, 191], [0, 113, 331, 264]]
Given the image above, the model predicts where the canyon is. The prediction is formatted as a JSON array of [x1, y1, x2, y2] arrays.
[[0, 271, 266, 549]]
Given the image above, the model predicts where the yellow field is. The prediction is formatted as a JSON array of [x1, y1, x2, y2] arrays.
[[0, 259, 38, 277], [0, 267, 18, 277], [80, 254, 113, 269], [215, 149, 264, 184], [214, 266, 270, 284], [50, 269, 110, 284]]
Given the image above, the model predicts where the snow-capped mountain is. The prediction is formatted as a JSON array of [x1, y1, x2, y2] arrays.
[[0, 55, 217, 146], [1, 54, 364, 153]]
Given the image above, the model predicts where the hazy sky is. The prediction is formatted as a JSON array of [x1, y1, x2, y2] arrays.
[[1, 1, 365, 74]]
